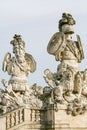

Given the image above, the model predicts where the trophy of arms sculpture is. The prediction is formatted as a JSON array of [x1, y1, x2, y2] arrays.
[[44, 13, 87, 116]]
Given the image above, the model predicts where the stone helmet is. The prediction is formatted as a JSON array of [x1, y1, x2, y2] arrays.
[[59, 13, 76, 34], [10, 34, 25, 53], [10, 34, 25, 47]]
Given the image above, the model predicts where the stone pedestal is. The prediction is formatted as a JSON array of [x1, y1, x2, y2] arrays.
[[44, 105, 55, 130]]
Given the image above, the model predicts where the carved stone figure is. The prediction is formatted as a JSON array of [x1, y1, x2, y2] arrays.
[[1, 34, 42, 110], [2, 34, 36, 93], [44, 13, 87, 115], [47, 13, 84, 93]]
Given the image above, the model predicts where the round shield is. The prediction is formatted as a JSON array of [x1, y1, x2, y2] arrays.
[[47, 32, 66, 55], [25, 53, 36, 73]]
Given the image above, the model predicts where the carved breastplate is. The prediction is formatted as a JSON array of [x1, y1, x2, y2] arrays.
[[61, 49, 77, 60], [61, 40, 79, 61]]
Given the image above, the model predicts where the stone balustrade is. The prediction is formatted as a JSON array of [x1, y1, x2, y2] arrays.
[[6, 107, 24, 129], [30, 109, 42, 122], [1, 105, 87, 130], [0, 107, 46, 130]]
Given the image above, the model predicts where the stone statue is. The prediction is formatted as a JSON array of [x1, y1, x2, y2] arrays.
[[1, 34, 42, 110], [47, 13, 84, 92], [44, 13, 87, 115], [2, 34, 36, 93]]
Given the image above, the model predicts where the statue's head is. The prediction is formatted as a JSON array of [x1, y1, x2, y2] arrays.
[[59, 13, 76, 34], [10, 34, 25, 62]]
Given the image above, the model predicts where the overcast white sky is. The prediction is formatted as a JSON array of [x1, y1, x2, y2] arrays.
[[0, 0, 87, 88]]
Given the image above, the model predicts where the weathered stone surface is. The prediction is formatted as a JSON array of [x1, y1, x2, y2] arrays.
[[1, 35, 42, 113], [0, 13, 87, 130], [44, 13, 87, 117]]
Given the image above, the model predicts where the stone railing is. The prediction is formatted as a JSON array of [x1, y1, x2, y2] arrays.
[[30, 109, 40, 122], [0, 107, 25, 130], [1, 104, 87, 130], [0, 107, 46, 130], [6, 107, 24, 129]]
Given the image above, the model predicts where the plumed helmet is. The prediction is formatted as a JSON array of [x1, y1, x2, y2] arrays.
[[10, 34, 25, 48], [59, 13, 76, 33]]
